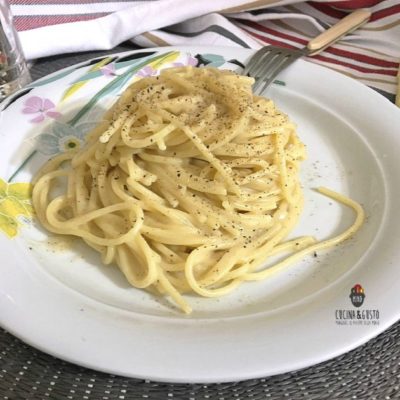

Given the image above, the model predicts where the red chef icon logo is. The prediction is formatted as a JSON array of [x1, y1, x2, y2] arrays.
[[350, 284, 365, 307]]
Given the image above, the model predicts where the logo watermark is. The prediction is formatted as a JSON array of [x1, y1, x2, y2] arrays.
[[335, 284, 380, 326]]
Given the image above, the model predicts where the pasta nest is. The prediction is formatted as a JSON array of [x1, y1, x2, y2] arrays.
[[33, 66, 310, 313]]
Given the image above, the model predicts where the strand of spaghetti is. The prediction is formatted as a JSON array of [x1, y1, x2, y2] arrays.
[[184, 243, 244, 298], [44, 199, 144, 246], [157, 271, 192, 314], [222, 236, 317, 282], [167, 115, 241, 194], [208, 113, 250, 152], [111, 174, 198, 227], [241, 202, 300, 266], [244, 188, 364, 281], [102, 245, 116, 265], [32, 170, 69, 228], [275, 133, 290, 202], [32, 152, 74, 185], [199, 223, 285, 287], [99, 109, 131, 144], [115, 239, 158, 288], [123, 123, 176, 149], [46, 198, 138, 227]]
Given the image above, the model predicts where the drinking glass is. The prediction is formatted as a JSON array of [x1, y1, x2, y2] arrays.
[[0, 0, 31, 102]]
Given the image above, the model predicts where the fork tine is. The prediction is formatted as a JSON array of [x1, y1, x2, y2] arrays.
[[242, 47, 271, 76], [250, 50, 282, 80], [252, 52, 289, 92], [245, 48, 281, 78], [254, 53, 298, 95], [245, 46, 302, 95]]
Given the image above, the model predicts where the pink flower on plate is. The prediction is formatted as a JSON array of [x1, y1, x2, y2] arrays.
[[173, 56, 198, 68], [136, 65, 158, 78], [100, 63, 117, 77], [22, 96, 62, 123]]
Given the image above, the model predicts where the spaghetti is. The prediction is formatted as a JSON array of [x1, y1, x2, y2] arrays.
[[32, 66, 364, 313]]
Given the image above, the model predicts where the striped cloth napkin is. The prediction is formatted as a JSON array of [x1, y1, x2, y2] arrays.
[[10, 0, 400, 102]]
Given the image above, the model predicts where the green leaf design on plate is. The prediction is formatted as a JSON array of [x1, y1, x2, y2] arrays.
[[71, 58, 158, 84], [202, 54, 225, 63], [68, 51, 179, 127], [194, 53, 227, 68], [28, 67, 78, 88], [201, 54, 226, 68], [29, 55, 121, 89], [61, 56, 115, 102]]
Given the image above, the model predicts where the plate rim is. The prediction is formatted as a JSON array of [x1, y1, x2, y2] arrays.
[[1, 45, 400, 383]]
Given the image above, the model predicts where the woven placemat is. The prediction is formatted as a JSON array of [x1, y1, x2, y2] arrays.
[[1, 322, 399, 400], [1, 43, 400, 400]]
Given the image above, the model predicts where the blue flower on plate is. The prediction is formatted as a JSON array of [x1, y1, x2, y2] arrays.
[[36, 121, 99, 155]]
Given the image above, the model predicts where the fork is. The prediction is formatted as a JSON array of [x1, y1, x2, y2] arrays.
[[243, 8, 371, 95]]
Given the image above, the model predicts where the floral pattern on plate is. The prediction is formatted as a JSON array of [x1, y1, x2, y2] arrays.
[[2, 50, 246, 238], [0, 178, 33, 238]]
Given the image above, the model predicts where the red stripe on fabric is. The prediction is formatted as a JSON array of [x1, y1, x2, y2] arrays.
[[240, 27, 298, 49], [370, 4, 400, 21], [242, 20, 398, 68], [323, 0, 382, 9], [308, 2, 348, 18], [240, 26, 397, 76], [313, 54, 398, 76], [14, 13, 108, 31], [325, 47, 398, 68], [239, 20, 307, 45], [310, 2, 400, 22]]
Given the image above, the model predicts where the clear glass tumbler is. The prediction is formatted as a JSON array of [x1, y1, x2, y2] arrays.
[[0, 0, 31, 102]]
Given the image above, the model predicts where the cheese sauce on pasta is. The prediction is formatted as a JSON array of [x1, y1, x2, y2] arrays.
[[32, 67, 364, 314]]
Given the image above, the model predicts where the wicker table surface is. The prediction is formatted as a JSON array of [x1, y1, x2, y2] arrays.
[[1, 43, 399, 400]]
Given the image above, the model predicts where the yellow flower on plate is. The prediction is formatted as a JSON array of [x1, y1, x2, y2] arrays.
[[0, 178, 33, 238]]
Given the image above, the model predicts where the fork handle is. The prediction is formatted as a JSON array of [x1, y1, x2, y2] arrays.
[[307, 9, 371, 54]]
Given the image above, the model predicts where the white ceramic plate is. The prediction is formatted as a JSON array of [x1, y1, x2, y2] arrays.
[[0, 46, 399, 383]]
